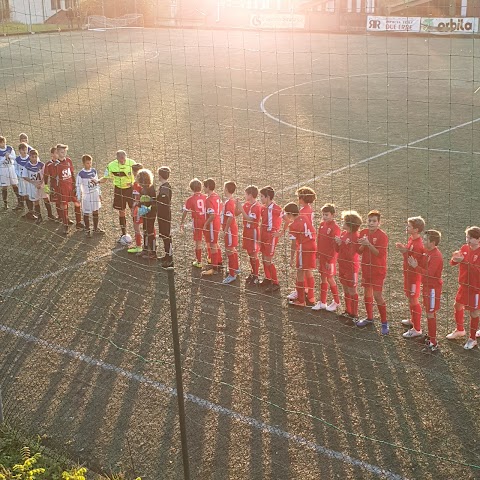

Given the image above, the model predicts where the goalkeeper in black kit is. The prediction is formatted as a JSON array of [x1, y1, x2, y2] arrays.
[[157, 166, 173, 267]]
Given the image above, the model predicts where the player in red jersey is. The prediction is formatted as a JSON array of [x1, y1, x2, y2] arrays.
[[447, 226, 480, 350], [335, 211, 362, 322], [180, 178, 208, 267], [312, 203, 341, 312], [287, 187, 316, 303], [356, 210, 389, 335], [43, 146, 62, 221], [282, 202, 317, 307], [48, 144, 82, 235], [259, 186, 282, 293], [237, 185, 262, 286], [407, 230, 443, 352], [202, 178, 223, 276], [221, 181, 239, 284], [395, 216, 425, 336]]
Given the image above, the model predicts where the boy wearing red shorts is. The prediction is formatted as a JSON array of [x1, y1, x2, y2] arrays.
[[407, 229, 443, 352], [180, 178, 208, 267], [356, 210, 389, 335], [259, 186, 282, 292], [395, 216, 425, 336], [335, 211, 362, 322], [312, 203, 341, 312], [282, 202, 317, 307], [221, 181, 239, 284], [237, 185, 262, 286], [202, 178, 223, 276], [447, 226, 480, 350]]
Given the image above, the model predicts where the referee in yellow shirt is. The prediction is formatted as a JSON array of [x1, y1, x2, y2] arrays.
[[99, 150, 136, 241]]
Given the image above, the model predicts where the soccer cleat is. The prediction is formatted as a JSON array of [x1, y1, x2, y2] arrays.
[[222, 275, 237, 285], [47, 214, 56, 221], [464, 338, 478, 350], [325, 301, 339, 312], [403, 328, 423, 339], [128, 246, 143, 254], [202, 267, 218, 276], [76, 222, 85, 230], [356, 318, 374, 328], [287, 290, 298, 301], [288, 299, 305, 308], [339, 312, 357, 326], [2, 203, 7, 211], [35, 216, 43, 225], [67, 218, 74, 225], [422, 341, 439, 353], [22, 211, 37, 221], [13, 204, 24, 211], [311, 301, 327, 311], [142, 251, 157, 260], [476, 329, 480, 338], [85, 229, 93, 238], [207, 257, 212, 265], [265, 283, 280, 293], [161, 256, 174, 268], [259, 278, 272, 288], [306, 298, 316, 307], [401, 319, 413, 327], [381, 323, 390, 335], [192, 260, 203, 268], [93, 228, 106, 234], [62, 225, 69, 236], [446, 329, 466, 340]]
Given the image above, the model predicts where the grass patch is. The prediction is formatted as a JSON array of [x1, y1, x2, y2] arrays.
[[0, 425, 139, 480], [0, 23, 74, 35]]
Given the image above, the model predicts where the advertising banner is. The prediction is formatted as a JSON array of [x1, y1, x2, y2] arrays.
[[367, 16, 421, 32], [249, 14, 306, 29], [420, 17, 478, 34]]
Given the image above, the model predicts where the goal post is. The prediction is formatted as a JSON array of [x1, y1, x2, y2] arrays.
[[86, 13, 144, 31]]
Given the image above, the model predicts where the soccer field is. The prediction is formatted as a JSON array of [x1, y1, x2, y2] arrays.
[[0, 28, 479, 479]]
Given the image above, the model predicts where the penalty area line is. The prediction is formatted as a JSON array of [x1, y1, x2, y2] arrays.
[[0, 322, 406, 480]]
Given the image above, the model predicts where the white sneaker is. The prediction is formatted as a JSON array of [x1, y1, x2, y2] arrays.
[[446, 329, 466, 340], [222, 275, 237, 285], [287, 290, 298, 301], [403, 328, 423, 338], [464, 338, 478, 350], [325, 301, 339, 312], [311, 301, 327, 311], [401, 319, 413, 327], [476, 329, 480, 338]]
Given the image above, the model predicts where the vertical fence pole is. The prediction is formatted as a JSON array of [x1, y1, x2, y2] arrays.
[[0, 386, 4, 425], [166, 267, 191, 480]]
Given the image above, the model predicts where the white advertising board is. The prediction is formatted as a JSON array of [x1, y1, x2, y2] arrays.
[[249, 14, 305, 29], [419, 17, 478, 34], [367, 16, 421, 32]]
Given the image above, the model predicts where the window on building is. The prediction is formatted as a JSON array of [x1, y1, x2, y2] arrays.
[[65, 0, 74, 9], [51, 0, 61, 10]]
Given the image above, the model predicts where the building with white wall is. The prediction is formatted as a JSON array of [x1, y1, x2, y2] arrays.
[[8, 0, 78, 24]]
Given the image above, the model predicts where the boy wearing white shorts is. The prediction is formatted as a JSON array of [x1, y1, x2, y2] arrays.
[[22, 149, 47, 224], [76, 155, 104, 237], [0, 136, 20, 210]]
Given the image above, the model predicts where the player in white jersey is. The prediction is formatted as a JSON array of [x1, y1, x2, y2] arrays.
[[13, 143, 30, 212], [76, 155, 104, 237], [22, 149, 46, 224], [0, 136, 20, 210]]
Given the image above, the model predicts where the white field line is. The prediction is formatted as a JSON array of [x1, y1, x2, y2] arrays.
[[280, 116, 480, 193], [0, 322, 406, 480], [260, 68, 452, 146], [0, 247, 124, 296]]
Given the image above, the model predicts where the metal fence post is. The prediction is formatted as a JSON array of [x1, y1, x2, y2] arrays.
[[166, 267, 191, 480], [0, 386, 4, 424]]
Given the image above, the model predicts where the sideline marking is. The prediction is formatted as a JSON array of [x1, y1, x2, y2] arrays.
[[0, 322, 405, 480]]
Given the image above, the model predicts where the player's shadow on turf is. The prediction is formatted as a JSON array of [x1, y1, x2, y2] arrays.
[[29, 253, 170, 473], [239, 288, 293, 479]]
